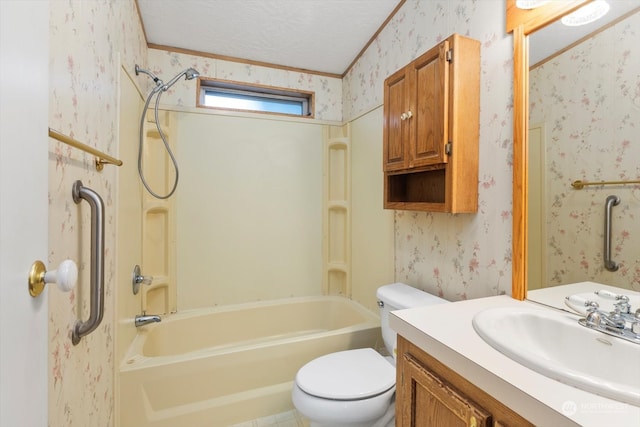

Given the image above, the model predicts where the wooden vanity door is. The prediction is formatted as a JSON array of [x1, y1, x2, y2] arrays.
[[399, 352, 491, 427]]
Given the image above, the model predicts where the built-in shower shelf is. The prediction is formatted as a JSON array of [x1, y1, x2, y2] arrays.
[[145, 126, 170, 139], [323, 127, 351, 297], [141, 110, 177, 315], [328, 201, 348, 209]]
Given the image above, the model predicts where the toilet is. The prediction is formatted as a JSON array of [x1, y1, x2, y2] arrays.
[[292, 283, 448, 427]]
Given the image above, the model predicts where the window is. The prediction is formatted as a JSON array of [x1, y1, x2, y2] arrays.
[[198, 79, 313, 118]]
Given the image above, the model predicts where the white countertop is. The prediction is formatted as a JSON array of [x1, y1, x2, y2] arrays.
[[390, 284, 640, 427]]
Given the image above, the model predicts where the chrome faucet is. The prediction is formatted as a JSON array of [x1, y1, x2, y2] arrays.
[[574, 291, 640, 345], [135, 314, 161, 327]]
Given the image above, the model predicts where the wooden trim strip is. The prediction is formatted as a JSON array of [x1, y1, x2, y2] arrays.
[[342, 0, 407, 77], [511, 24, 528, 301], [148, 43, 342, 79], [134, 0, 148, 47]]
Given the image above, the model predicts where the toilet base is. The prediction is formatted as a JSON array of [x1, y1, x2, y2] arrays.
[[307, 403, 394, 427]]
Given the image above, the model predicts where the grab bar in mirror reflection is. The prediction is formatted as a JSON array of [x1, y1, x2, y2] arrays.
[[603, 195, 620, 272]]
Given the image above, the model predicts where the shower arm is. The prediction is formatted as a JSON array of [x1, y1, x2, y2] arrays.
[[161, 68, 199, 91], [162, 71, 187, 91]]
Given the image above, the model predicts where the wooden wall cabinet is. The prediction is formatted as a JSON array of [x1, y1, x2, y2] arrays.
[[383, 34, 480, 212], [396, 336, 534, 427]]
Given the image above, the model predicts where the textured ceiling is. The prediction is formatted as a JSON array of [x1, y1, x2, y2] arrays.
[[137, 0, 402, 75], [137, 1, 639, 75]]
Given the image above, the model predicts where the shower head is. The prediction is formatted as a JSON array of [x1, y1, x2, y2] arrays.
[[185, 68, 200, 80], [162, 67, 200, 91]]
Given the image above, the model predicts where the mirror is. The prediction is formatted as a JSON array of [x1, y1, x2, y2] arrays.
[[509, 0, 596, 301], [508, 0, 639, 300], [527, 5, 640, 293]]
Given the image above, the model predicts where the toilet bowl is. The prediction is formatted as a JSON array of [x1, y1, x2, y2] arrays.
[[292, 283, 447, 427], [292, 348, 396, 427]]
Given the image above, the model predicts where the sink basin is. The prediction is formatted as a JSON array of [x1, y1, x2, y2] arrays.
[[472, 306, 640, 406]]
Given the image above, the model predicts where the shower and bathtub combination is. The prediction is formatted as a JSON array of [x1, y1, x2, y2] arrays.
[[122, 64, 375, 426], [119, 295, 381, 426]]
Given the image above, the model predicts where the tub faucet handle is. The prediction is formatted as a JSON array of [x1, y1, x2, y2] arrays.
[[132, 265, 153, 295]]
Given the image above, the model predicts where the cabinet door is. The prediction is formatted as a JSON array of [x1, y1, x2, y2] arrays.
[[410, 40, 449, 167], [383, 67, 410, 171], [399, 353, 491, 427]]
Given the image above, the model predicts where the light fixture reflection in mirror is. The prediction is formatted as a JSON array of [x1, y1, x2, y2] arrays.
[[516, 0, 551, 9], [561, 0, 610, 26]]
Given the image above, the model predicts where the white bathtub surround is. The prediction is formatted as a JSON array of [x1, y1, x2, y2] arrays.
[[390, 284, 640, 426]]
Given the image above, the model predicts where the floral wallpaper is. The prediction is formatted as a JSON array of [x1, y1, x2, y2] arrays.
[[344, 0, 514, 301], [46, 0, 519, 425], [48, 0, 147, 426], [530, 11, 640, 290], [146, 48, 343, 122]]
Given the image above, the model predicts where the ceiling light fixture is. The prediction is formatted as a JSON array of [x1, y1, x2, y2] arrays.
[[561, 0, 610, 26], [515, 0, 551, 9]]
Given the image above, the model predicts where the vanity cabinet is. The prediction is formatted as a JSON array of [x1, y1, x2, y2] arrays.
[[396, 336, 534, 427], [383, 34, 479, 212]]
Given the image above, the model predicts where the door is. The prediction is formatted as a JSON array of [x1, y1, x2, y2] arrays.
[[383, 67, 410, 171], [399, 353, 491, 426], [0, 1, 49, 425], [411, 40, 448, 168]]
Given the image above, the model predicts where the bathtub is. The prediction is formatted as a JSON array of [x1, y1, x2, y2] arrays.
[[119, 295, 381, 427]]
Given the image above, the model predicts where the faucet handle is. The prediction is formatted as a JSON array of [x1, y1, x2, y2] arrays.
[[135, 274, 153, 285], [132, 265, 153, 295], [565, 295, 598, 315], [595, 289, 629, 303], [631, 311, 640, 336], [595, 290, 631, 313], [582, 301, 602, 326]]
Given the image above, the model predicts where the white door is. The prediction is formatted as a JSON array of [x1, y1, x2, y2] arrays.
[[0, 1, 49, 425]]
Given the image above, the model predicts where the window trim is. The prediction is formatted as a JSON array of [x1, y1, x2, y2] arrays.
[[197, 78, 315, 118]]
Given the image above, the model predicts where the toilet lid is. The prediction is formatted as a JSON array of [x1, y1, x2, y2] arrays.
[[296, 348, 395, 400]]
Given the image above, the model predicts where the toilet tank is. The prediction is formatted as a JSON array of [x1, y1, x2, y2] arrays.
[[376, 283, 448, 359]]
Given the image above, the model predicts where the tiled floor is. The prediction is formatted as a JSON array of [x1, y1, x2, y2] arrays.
[[228, 410, 309, 427]]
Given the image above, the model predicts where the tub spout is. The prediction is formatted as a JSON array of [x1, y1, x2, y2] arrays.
[[135, 314, 161, 327]]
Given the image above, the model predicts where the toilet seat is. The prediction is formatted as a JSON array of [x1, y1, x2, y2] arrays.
[[296, 348, 395, 400]]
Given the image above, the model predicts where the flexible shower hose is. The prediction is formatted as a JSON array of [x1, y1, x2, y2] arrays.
[[138, 87, 179, 199]]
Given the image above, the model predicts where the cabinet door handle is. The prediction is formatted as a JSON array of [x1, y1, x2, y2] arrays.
[[400, 110, 413, 120]]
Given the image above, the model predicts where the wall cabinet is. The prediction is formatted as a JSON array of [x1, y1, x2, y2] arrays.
[[396, 336, 535, 427], [383, 34, 480, 212]]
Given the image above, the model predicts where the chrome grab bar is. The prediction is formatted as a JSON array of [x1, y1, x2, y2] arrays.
[[604, 195, 620, 272], [71, 180, 105, 345]]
